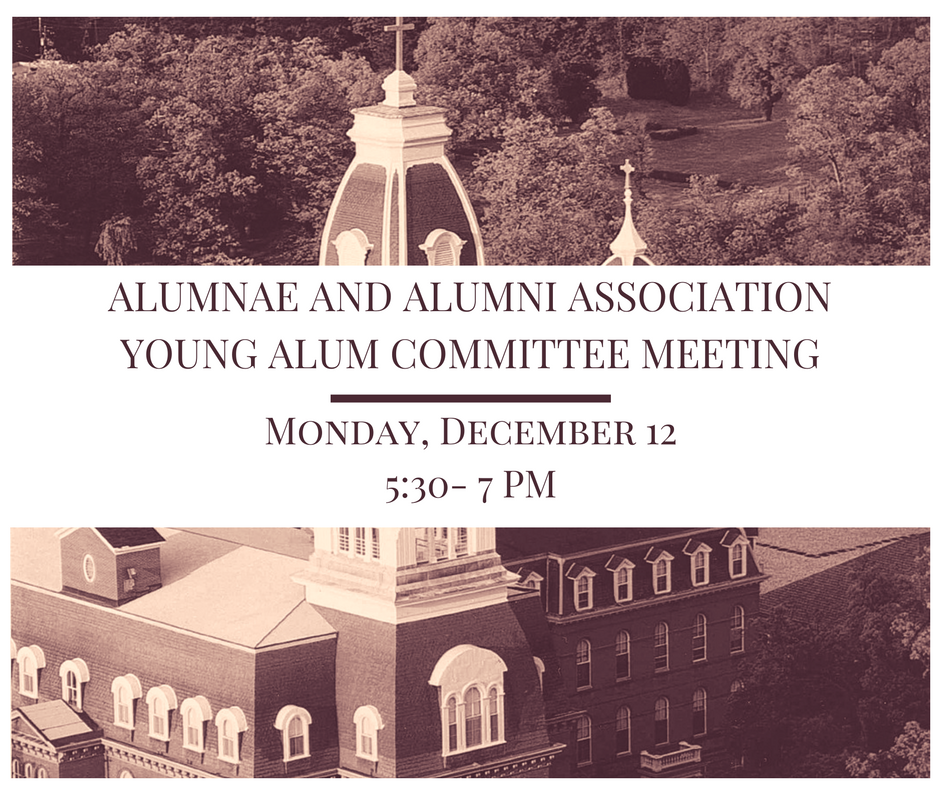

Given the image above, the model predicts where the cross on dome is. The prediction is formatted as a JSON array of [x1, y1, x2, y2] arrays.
[[384, 16, 415, 73]]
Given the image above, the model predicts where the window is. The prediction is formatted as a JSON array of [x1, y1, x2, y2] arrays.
[[465, 687, 482, 747], [654, 622, 669, 671], [59, 659, 89, 710], [616, 707, 631, 754], [576, 639, 591, 689], [355, 527, 367, 555], [17, 645, 45, 699], [24, 764, 34, 778], [533, 657, 545, 692], [645, 548, 674, 595], [37, 768, 48, 778], [654, 697, 669, 745], [731, 606, 745, 653], [419, 229, 465, 266], [731, 679, 744, 694], [333, 228, 373, 266], [455, 528, 469, 556], [119, 770, 134, 778], [692, 689, 707, 736], [567, 565, 596, 611], [354, 705, 383, 762], [111, 675, 142, 729], [576, 715, 592, 765], [12, 760, 22, 778], [215, 707, 248, 765], [606, 556, 635, 603], [83, 554, 96, 583], [684, 540, 712, 586], [723, 532, 749, 578], [522, 572, 544, 592], [180, 696, 212, 753], [429, 645, 506, 755], [371, 528, 381, 559], [146, 685, 178, 742], [275, 705, 312, 761], [615, 631, 631, 680], [692, 614, 707, 662], [339, 527, 350, 552]]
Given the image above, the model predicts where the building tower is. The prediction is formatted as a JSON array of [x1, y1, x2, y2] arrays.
[[603, 160, 654, 266], [292, 528, 560, 777], [318, 20, 485, 267]]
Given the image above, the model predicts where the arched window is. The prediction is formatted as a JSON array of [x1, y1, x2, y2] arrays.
[[732, 543, 745, 576], [111, 675, 143, 730], [24, 764, 34, 779], [616, 706, 631, 754], [275, 705, 312, 762], [692, 614, 707, 662], [353, 705, 383, 762], [333, 228, 373, 266], [215, 707, 248, 764], [146, 685, 178, 742], [732, 606, 745, 653], [419, 229, 465, 266], [655, 558, 670, 593], [180, 696, 212, 753], [654, 622, 669, 671], [576, 715, 592, 765], [533, 657, 545, 692], [37, 767, 48, 778], [576, 639, 591, 689], [12, 760, 22, 778], [692, 688, 707, 736], [464, 687, 482, 747], [58, 659, 90, 710], [118, 770, 134, 778], [615, 566, 633, 602], [17, 645, 45, 699], [615, 631, 631, 680], [654, 697, 669, 745], [429, 644, 507, 755], [731, 678, 744, 694], [693, 550, 708, 585], [723, 532, 749, 578]]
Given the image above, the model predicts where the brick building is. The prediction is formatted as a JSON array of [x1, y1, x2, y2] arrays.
[[11, 527, 762, 778]]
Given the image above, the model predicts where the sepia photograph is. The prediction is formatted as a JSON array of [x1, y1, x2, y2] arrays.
[[10, 527, 930, 777], [11, 17, 930, 266]]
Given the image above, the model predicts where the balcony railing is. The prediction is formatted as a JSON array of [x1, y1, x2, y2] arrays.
[[639, 742, 702, 773]]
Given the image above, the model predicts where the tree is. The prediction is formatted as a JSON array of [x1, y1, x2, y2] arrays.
[[662, 18, 734, 93], [725, 19, 808, 120], [725, 553, 930, 777], [469, 108, 649, 266]]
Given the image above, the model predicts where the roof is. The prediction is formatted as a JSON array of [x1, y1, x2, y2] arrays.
[[173, 528, 315, 560], [120, 545, 335, 648], [94, 528, 164, 548], [13, 700, 100, 747], [762, 531, 929, 626], [496, 528, 698, 561], [756, 527, 930, 594]]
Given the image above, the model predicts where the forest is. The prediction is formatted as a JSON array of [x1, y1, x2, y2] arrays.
[[11, 17, 929, 266]]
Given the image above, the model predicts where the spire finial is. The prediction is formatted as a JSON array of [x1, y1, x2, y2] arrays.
[[603, 159, 649, 265], [384, 16, 415, 73]]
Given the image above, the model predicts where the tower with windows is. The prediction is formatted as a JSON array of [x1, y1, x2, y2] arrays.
[[318, 21, 485, 267]]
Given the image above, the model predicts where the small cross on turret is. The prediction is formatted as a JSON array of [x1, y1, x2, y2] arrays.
[[384, 16, 415, 72]]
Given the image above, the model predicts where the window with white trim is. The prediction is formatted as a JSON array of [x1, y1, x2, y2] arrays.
[[215, 707, 248, 764], [37, 767, 48, 778], [654, 558, 671, 594], [692, 688, 707, 736], [429, 644, 506, 756], [333, 228, 373, 266], [181, 696, 212, 753], [569, 566, 596, 612], [615, 566, 632, 602], [654, 622, 669, 671], [59, 658, 89, 710], [731, 606, 745, 653], [354, 705, 383, 762], [616, 706, 631, 754], [725, 534, 749, 578], [533, 657, 545, 692], [12, 760, 22, 778], [146, 685, 178, 742], [275, 705, 312, 761], [17, 645, 45, 699], [576, 715, 592, 765], [83, 554, 96, 583], [654, 697, 669, 745], [371, 528, 381, 559], [692, 614, 707, 662], [692, 547, 711, 586], [24, 764, 34, 778], [576, 639, 591, 689], [338, 527, 350, 552], [419, 229, 465, 266], [111, 675, 142, 730], [615, 631, 630, 680]]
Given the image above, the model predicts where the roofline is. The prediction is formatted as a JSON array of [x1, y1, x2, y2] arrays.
[[501, 528, 729, 566], [55, 527, 163, 555], [13, 580, 337, 654], [427, 742, 567, 778]]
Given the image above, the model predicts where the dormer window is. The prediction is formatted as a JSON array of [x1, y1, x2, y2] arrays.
[[59, 658, 90, 710], [354, 705, 384, 761], [606, 556, 635, 603], [522, 571, 544, 592], [419, 229, 465, 266], [146, 685, 178, 742], [722, 531, 750, 578], [566, 564, 596, 611], [216, 707, 248, 764], [111, 675, 143, 729], [333, 229, 374, 266], [684, 541, 712, 587], [17, 645, 45, 699], [645, 548, 674, 595], [275, 705, 312, 761], [181, 696, 213, 753]]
